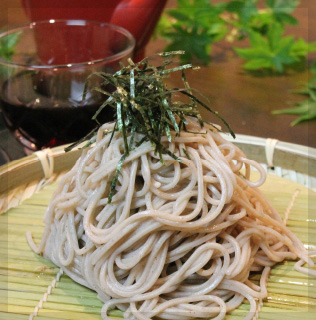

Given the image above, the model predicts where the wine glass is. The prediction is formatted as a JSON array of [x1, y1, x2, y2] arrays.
[[0, 20, 135, 151]]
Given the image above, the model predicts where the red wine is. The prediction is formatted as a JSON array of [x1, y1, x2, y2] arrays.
[[0, 71, 114, 150]]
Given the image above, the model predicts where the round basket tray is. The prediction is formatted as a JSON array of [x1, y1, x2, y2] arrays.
[[0, 135, 316, 320]]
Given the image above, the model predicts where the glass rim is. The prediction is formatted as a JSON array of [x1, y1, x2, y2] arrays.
[[0, 19, 136, 70]]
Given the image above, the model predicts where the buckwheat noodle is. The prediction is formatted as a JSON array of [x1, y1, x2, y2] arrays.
[[27, 117, 314, 320]]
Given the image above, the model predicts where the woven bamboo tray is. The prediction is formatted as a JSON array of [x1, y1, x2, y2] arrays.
[[0, 135, 316, 320]]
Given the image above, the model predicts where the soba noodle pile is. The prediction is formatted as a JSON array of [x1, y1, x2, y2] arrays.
[[28, 117, 312, 320]]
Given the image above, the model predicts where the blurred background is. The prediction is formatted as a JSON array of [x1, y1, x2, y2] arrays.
[[0, 0, 315, 165]]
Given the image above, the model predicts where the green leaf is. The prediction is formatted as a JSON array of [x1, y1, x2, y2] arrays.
[[192, 0, 211, 7], [266, 0, 299, 15], [270, 36, 296, 72], [235, 20, 307, 73], [251, 12, 274, 29], [273, 67, 316, 126], [178, 0, 191, 6], [4, 32, 21, 49], [243, 59, 273, 70], [0, 30, 22, 76], [152, 15, 173, 39], [167, 9, 190, 22], [226, 0, 243, 13], [266, 0, 299, 25], [248, 30, 268, 48], [0, 31, 21, 59], [273, 101, 312, 115], [274, 12, 298, 25], [290, 38, 316, 57], [154, 0, 303, 69], [290, 107, 316, 125], [290, 37, 308, 57], [157, 0, 228, 64], [266, 22, 284, 50], [275, 36, 296, 62], [308, 88, 316, 101], [226, 0, 259, 25], [234, 47, 270, 60], [284, 100, 316, 125], [165, 28, 212, 64]]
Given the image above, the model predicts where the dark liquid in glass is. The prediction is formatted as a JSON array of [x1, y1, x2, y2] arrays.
[[0, 71, 113, 150]]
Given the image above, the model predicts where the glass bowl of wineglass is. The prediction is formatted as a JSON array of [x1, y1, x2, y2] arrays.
[[0, 20, 135, 152]]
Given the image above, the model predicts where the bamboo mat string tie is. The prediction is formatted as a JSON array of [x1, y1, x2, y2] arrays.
[[34, 148, 54, 189], [284, 189, 300, 225], [34, 148, 54, 180], [29, 268, 64, 320], [265, 138, 279, 168]]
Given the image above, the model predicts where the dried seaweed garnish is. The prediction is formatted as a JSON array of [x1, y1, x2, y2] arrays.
[[64, 127, 99, 152], [182, 148, 191, 160], [67, 51, 235, 203]]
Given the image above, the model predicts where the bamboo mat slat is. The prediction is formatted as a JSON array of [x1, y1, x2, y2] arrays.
[[1, 174, 316, 320]]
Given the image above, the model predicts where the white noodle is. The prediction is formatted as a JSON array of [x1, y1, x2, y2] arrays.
[[28, 118, 313, 320]]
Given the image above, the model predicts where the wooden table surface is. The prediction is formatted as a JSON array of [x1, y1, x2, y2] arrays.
[[1, 0, 316, 154]]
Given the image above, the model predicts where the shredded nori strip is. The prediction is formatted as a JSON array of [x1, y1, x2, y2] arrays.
[[66, 51, 235, 203]]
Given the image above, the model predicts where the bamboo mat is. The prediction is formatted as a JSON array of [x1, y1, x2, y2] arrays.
[[1, 174, 316, 320]]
